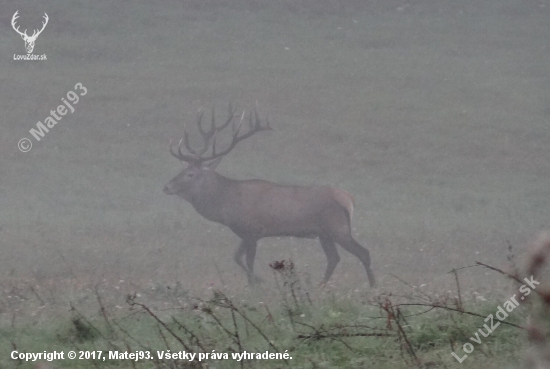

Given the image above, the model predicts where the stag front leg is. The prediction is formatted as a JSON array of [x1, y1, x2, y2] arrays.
[[319, 236, 341, 286], [244, 239, 263, 284], [234, 238, 262, 284], [233, 242, 248, 274]]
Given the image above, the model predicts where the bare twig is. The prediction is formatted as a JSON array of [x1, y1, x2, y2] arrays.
[[475, 261, 523, 285], [391, 303, 524, 330], [127, 295, 195, 353], [94, 285, 115, 335], [450, 269, 463, 312]]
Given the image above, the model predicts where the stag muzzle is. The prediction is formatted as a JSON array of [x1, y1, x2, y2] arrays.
[[163, 183, 178, 195]]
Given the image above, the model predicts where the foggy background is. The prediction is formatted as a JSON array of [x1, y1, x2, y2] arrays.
[[1, 0, 549, 297]]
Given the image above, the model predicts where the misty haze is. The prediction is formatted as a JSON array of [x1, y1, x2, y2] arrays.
[[1, 1, 549, 368]]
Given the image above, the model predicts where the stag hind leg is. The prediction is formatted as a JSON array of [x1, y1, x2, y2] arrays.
[[234, 238, 262, 284], [319, 236, 341, 285], [336, 235, 376, 287], [322, 209, 376, 287]]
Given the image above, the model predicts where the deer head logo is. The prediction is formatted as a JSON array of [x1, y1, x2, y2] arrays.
[[11, 11, 49, 54]]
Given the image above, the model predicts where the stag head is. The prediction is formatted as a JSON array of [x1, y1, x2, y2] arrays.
[[163, 104, 271, 198], [11, 11, 49, 53]]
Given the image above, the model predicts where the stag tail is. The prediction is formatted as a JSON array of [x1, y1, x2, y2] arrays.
[[332, 188, 354, 222]]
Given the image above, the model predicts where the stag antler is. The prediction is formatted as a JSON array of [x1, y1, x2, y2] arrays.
[[170, 103, 271, 165], [33, 13, 49, 39], [11, 11, 48, 40], [11, 11, 26, 38]]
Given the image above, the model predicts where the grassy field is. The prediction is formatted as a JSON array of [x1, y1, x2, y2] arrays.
[[2, 0, 550, 367]]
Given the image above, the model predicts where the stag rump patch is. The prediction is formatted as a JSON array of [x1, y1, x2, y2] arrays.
[[12, 11, 48, 60]]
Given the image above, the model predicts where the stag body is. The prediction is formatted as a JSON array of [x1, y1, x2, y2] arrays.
[[164, 106, 375, 287]]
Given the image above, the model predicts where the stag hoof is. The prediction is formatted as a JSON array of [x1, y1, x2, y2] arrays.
[[367, 270, 376, 288], [318, 281, 329, 288]]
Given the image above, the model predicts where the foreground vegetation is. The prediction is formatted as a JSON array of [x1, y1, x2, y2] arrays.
[[4, 251, 550, 369]]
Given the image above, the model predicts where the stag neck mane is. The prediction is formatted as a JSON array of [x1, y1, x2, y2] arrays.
[[185, 169, 235, 222]]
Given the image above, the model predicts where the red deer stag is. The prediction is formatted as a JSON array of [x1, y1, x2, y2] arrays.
[[163, 105, 375, 287]]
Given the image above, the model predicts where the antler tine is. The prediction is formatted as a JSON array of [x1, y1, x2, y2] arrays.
[[183, 109, 206, 155], [266, 113, 271, 130], [232, 110, 244, 134], [11, 11, 19, 25], [195, 109, 206, 136], [212, 131, 218, 157], [198, 103, 236, 139], [196, 108, 215, 157], [185, 109, 214, 157], [169, 139, 198, 163], [196, 103, 238, 157], [248, 110, 254, 131], [211, 106, 239, 157], [254, 108, 270, 130], [11, 11, 26, 37], [170, 104, 270, 165], [172, 139, 183, 159], [169, 138, 181, 159], [197, 107, 210, 139], [182, 128, 197, 155], [178, 138, 195, 161], [201, 108, 271, 163], [33, 13, 48, 37], [219, 102, 236, 132]]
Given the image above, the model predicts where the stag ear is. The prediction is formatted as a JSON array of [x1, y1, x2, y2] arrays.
[[205, 156, 223, 170]]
